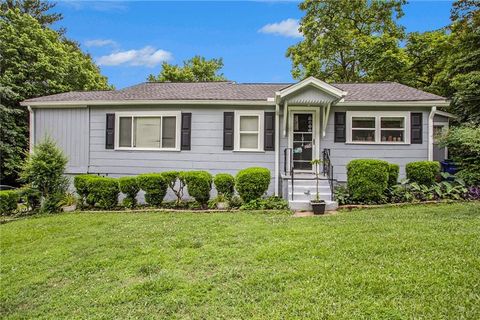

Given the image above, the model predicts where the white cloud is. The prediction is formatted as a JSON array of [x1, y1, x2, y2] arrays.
[[259, 18, 302, 38], [85, 39, 117, 47], [96, 46, 173, 67]]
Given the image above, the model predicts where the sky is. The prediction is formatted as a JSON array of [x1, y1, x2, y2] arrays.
[[52, 1, 454, 89]]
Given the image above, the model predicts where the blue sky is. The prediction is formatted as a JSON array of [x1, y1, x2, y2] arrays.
[[53, 1, 454, 89]]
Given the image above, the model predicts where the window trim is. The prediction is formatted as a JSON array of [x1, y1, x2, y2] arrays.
[[346, 111, 411, 144], [234, 110, 264, 152], [114, 111, 181, 151]]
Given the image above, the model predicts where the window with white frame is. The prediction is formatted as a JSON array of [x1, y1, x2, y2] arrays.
[[234, 110, 264, 151], [347, 112, 409, 144], [116, 112, 180, 150]]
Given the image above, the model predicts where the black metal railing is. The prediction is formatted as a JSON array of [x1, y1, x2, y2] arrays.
[[322, 148, 334, 200], [284, 147, 294, 200]]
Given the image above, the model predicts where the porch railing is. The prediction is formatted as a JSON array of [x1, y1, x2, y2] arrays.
[[284, 147, 294, 200], [322, 148, 334, 200]]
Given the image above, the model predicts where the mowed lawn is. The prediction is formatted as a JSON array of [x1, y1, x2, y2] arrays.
[[1, 203, 479, 319]]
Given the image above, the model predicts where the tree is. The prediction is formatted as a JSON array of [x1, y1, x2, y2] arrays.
[[287, 0, 407, 82], [148, 56, 226, 82], [1, 0, 62, 27], [0, 8, 110, 185]]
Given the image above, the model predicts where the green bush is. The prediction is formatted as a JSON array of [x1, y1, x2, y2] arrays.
[[0, 190, 19, 215], [347, 159, 389, 203], [235, 167, 271, 202], [214, 173, 235, 197], [86, 177, 119, 209], [406, 161, 440, 186], [74, 175, 101, 206], [440, 124, 480, 186], [388, 163, 400, 187], [18, 186, 41, 211], [118, 176, 140, 208], [137, 173, 168, 206], [239, 196, 289, 210], [182, 171, 213, 207], [162, 171, 185, 205]]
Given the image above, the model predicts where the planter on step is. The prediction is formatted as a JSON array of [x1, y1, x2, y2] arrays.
[[62, 204, 76, 212], [311, 200, 326, 215]]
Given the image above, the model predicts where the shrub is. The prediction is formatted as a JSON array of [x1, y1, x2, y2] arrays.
[[119, 176, 140, 208], [440, 124, 480, 186], [406, 161, 440, 186], [137, 173, 168, 206], [162, 171, 185, 205], [235, 167, 270, 202], [18, 186, 41, 211], [239, 196, 289, 210], [214, 173, 235, 197], [228, 195, 243, 209], [0, 190, 19, 215], [74, 175, 101, 206], [20, 138, 68, 213], [182, 171, 213, 208], [347, 159, 389, 203], [388, 163, 399, 187], [333, 184, 352, 205], [86, 177, 119, 209]]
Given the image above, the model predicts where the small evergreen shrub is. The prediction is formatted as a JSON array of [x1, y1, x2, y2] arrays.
[[347, 159, 389, 203], [86, 177, 119, 209], [118, 176, 140, 208], [388, 163, 400, 187], [74, 175, 101, 206], [18, 186, 41, 211], [235, 167, 270, 202], [406, 161, 440, 186], [239, 196, 289, 210], [182, 171, 213, 207], [162, 171, 185, 205], [0, 190, 19, 215], [137, 173, 168, 206], [214, 173, 235, 197]]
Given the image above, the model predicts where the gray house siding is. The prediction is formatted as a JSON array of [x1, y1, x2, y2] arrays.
[[34, 108, 89, 174], [321, 106, 430, 182]]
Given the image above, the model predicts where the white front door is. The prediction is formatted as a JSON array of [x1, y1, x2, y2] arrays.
[[289, 108, 319, 172]]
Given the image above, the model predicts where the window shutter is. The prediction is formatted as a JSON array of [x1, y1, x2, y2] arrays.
[[334, 112, 346, 143], [411, 112, 423, 144], [264, 112, 275, 151], [223, 112, 234, 150], [105, 113, 115, 149], [181, 113, 191, 150]]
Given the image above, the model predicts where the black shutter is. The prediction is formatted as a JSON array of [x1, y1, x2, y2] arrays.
[[181, 113, 191, 150], [223, 112, 234, 150], [411, 112, 423, 144], [264, 112, 275, 151], [105, 113, 115, 149], [334, 112, 346, 143]]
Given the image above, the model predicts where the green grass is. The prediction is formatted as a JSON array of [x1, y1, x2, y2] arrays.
[[1, 203, 479, 319]]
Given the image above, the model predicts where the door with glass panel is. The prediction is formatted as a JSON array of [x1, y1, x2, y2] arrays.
[[292, 112, 314, 171]]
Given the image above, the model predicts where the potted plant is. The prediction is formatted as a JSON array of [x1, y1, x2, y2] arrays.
[[216, 193, 228, 210], [310, 159, 326, 215], [61, 193, 77, 212]]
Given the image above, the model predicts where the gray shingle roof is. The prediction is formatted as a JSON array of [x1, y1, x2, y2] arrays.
[[22, 81, 446, 104]]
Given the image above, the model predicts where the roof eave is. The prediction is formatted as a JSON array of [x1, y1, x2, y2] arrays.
[[337, 100, 450, 107], [21, 99, 277, 107]]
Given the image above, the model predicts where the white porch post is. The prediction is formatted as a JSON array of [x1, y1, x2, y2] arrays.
[[274, 103, 280, 196], [428, 106, 437, 161], [27, 106, 35, 153]]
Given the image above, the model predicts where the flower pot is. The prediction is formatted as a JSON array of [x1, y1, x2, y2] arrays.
[[62, 204, 76, 212], [216, 202, 228, 210], [311, 201, 326, 215]]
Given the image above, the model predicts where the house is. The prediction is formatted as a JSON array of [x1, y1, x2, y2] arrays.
[[20, 77, 454, 210]]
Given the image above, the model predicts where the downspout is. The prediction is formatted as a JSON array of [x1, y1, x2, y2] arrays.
[[27, 106, 34, 153], [274, 103, 280, 196], [428, 106, 436, 161]]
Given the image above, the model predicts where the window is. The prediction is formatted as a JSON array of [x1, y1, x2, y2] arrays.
[[116, 112, 180, 150], [347, 112, 410, 144], [234, 110, 264, 151]]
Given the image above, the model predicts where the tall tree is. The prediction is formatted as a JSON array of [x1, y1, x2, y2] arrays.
[[0, 8, 110, 185], [1, 0, 62, 27], [148, 56, 226, 82], [287, 0, 407, 82]]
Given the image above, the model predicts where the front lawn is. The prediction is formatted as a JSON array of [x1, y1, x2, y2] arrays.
[[1, 203, 479, 319]]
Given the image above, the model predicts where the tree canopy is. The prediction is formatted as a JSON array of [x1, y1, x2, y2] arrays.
[[148, 56, 227, 82]]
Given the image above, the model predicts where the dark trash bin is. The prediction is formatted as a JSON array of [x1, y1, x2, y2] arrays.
[[440, 159, 458, 175]]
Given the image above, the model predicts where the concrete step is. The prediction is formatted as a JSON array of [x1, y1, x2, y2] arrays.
[[288, 200, 338, 211], [288, 193, 331, 201]]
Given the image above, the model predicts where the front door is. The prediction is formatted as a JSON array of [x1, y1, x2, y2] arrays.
[[292, 112, 315, 171]]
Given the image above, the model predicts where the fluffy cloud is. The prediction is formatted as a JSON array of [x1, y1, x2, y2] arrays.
[[85, 39, 117, 47], [259, 18, 302, 38], [96, 46, 172, 67]]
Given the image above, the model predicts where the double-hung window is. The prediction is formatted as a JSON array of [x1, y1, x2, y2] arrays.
[[116, 112, 181, 150], [234, 110, 264, 151], [347, 111, 409, 144]]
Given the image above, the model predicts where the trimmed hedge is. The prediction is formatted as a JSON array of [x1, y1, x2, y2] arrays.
[[235, 167, 270, 202], [182, 171, 213, 207], [388, 163, 400, 187], [0, 190, 19, 215], [74, 175, 101, 206], [162, 171, 185, 204], [118, 176, 140, 208], [86, 177, 119, 209], [347, 159, 389, 203], [214, 173, 235, 197], [406, 161, 440, 186], [137, 173, 168, 206]]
